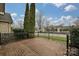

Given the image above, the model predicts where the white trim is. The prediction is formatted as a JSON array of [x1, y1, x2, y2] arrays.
[[0, 12, 4, 15]]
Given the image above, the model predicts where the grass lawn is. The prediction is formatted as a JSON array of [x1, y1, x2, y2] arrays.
[[37, 35, 66, 43]]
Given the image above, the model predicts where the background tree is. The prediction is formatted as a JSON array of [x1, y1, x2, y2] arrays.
[[36, 12, 45, 32], [44, 18, 50, 32], [37, 13, 42, 32], [17, 20, 23, 29], [73, 19, 79, 27]]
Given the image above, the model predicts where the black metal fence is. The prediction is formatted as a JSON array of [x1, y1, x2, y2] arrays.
[[0, 33, 15, 44], [66, 34, 79, 56], [0, 32, 76, 55], [36, 31, 79, 56], [0, 32, 29, 45], [0, 32, 67, 45], [0, 33, 1, 44], [0, 31, 79, 56]]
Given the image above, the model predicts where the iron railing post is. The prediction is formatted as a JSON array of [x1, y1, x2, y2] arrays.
[[66, 34, 69, 56], [0, 33, 1, 45], [38, 32, 39, 37], [48, 32, 50, 39]]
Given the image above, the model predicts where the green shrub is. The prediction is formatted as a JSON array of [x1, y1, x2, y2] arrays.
[[26, 32, 35, 38], [13, 29, 27, 40], [70, 27, 79, 48]]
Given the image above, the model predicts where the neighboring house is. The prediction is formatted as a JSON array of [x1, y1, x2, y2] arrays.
[[0, 13, 13, 33], [53, 26, 70, 33], [0, 3, 13, 33]]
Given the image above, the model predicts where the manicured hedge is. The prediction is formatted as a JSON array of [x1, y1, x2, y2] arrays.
[[70, 27, 79, 48], [13, 29, 27, 40]]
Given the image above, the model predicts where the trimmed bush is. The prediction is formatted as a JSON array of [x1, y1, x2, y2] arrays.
[[13, 29, 27, 40], [70, 27, 79, 48]]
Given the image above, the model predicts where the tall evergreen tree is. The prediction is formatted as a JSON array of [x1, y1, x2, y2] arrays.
[[30, 3, 35, 33], [24, 3, 35, 38], [24, 3, 30, 32]]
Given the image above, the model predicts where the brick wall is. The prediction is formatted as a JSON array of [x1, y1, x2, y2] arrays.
[[0, 3, 5, 14]]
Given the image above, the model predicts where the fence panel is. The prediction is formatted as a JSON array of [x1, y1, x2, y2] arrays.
[[0, 32, 28, 45], [0, 33, 15, 44], [0, 33, 1, 45]]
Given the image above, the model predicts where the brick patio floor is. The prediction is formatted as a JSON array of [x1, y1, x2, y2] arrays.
[[0, 37, 66, 56]]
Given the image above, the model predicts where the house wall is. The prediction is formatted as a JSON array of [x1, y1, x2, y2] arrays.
[[0, 22, 12, 33]]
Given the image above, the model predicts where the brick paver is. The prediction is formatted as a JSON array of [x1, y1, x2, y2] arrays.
[[0, 37, 66, 56]]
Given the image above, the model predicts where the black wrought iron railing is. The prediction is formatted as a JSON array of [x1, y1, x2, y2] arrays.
[[66, 33, 79, 56], [0, 32, 29, 45], [0, 32, 68, 45]]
